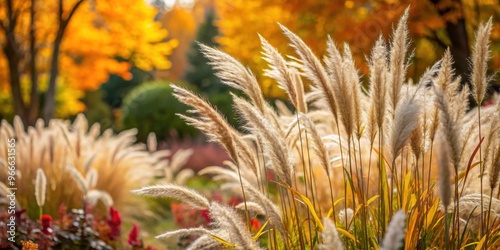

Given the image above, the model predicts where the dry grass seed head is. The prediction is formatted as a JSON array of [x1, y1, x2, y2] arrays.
[[434, 86, 462, 170], [388, 94, 421, 160], [147, 132, 157, 152], [326, 41, 355, 137], [381, 210, 406, 250], [35, 168, 47, 207], [198, 43, 266, 113], [235, 201, 266, 215], [280, 24, 339, 122], [172, 85, 258, 176], [132, 183, 210, 210], [343, 44, 363, 139], [437, 136, 452, 209], [471, 18, 493, 105], [209, 202, 262, 250], [260, 35, 306, 113], [297, 114, 331, 177], [388, 8, 410, 115], [155, 227, 212, 239], [199, 166, 285, 238], [234, 95, 294, 186], [489, 143, 500, 190], [318, 217, 344, 250], [368, 36, 388, 142], [86, 190, 113, 208]]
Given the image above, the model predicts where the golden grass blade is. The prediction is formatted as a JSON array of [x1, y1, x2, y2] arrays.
[[252, 219, 270, 241]]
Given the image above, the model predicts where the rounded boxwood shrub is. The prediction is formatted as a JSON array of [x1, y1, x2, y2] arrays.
[[121, 81, 198, 141]]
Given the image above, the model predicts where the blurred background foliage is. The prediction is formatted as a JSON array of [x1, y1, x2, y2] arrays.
[[2, 0, 500, 136], [121, 80, 198, 141], [2, 0, 500, 248]]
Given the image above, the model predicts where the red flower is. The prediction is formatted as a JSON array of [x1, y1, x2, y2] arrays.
[[200, 209, 211, 224], [107, 206, 122, 240], [250, 218, 261, 231], [127, 224, 142, 247], [227, 196, 242, 207], [41, 215, 52, 235]]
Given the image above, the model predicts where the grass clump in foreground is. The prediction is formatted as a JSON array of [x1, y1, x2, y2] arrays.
[[134, 9, 500, 250]]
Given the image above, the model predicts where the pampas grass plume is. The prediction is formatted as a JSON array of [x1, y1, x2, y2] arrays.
[[471, 18, 492, 105], [389, 96, 421, 159], [381, 210, 406, 250], [35, 168, 47, 207], [318, 218, 344, 250], [438, 137, 452, 209], [132, 183, 210, 210]]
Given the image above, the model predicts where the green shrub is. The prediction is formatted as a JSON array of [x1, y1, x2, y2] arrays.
[[121, 81, 197, 141]]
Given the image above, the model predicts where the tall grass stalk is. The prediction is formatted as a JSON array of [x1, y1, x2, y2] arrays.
[[125, 11, 500, 250]]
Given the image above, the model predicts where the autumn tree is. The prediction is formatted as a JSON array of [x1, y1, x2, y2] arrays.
[[215, 0, 500, 98], [157, 6, 196, 80], [0, 0, 176, 125], [184, 8, 224, 94]]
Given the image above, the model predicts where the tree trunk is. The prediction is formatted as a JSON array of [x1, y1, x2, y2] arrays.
[[42, 0, 84, 122], [3, 44, 27, 125], [42, 33, 62, 122], [431, 0, 471, 85], [28, 0, 39, 125], [2, 0, 29, 126]]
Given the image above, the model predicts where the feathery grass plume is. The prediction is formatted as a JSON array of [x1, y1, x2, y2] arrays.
[[452, 84, 470, 123], [338, 208, 354, 230], [447, 193, 500, 233], [381, 210, 406, 250], [174, 168, 195, 185], [187, 233, 223, 250], [210, 202, 262, 250], [368, 36, 388, 141], [296, 114, 331, 177], [388, 8, 410, 115], [66, 166, 88, 194], [261, 35, 306, 113], [434, 49, 454, 91], [318, 217, 344, 250], [199, 166, 285, 237], [325, 40, 355, 136], [471, 18, 493, 105], [172, 85, 257, 176], [86, 190, 113, 208], [484, 103, 500, 174], [155, 227, 213, 239], [85, 168, 98, 189], [235, 201, 266, 215], [342, 44, 363, 138], [434, 87, 462, 170], [233, 95, 294, 186], [409, 119, 424, 157], [389, 95, 421, 160], [35, 168, 47, 207], [13, 116, 25, 138], [279, 24, 339, 122], [147, 132, 157, 152], [198, 43, 266, 114], [438, 136, 452, 209], [132, 183, 210, 210], [169, 149, 193, 173], [489, 144, 500, 190]]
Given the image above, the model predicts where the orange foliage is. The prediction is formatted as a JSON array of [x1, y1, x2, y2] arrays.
[[215, 0, 500, 97], [158, 6, 196, 80], [0, 0, 176, 92]]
